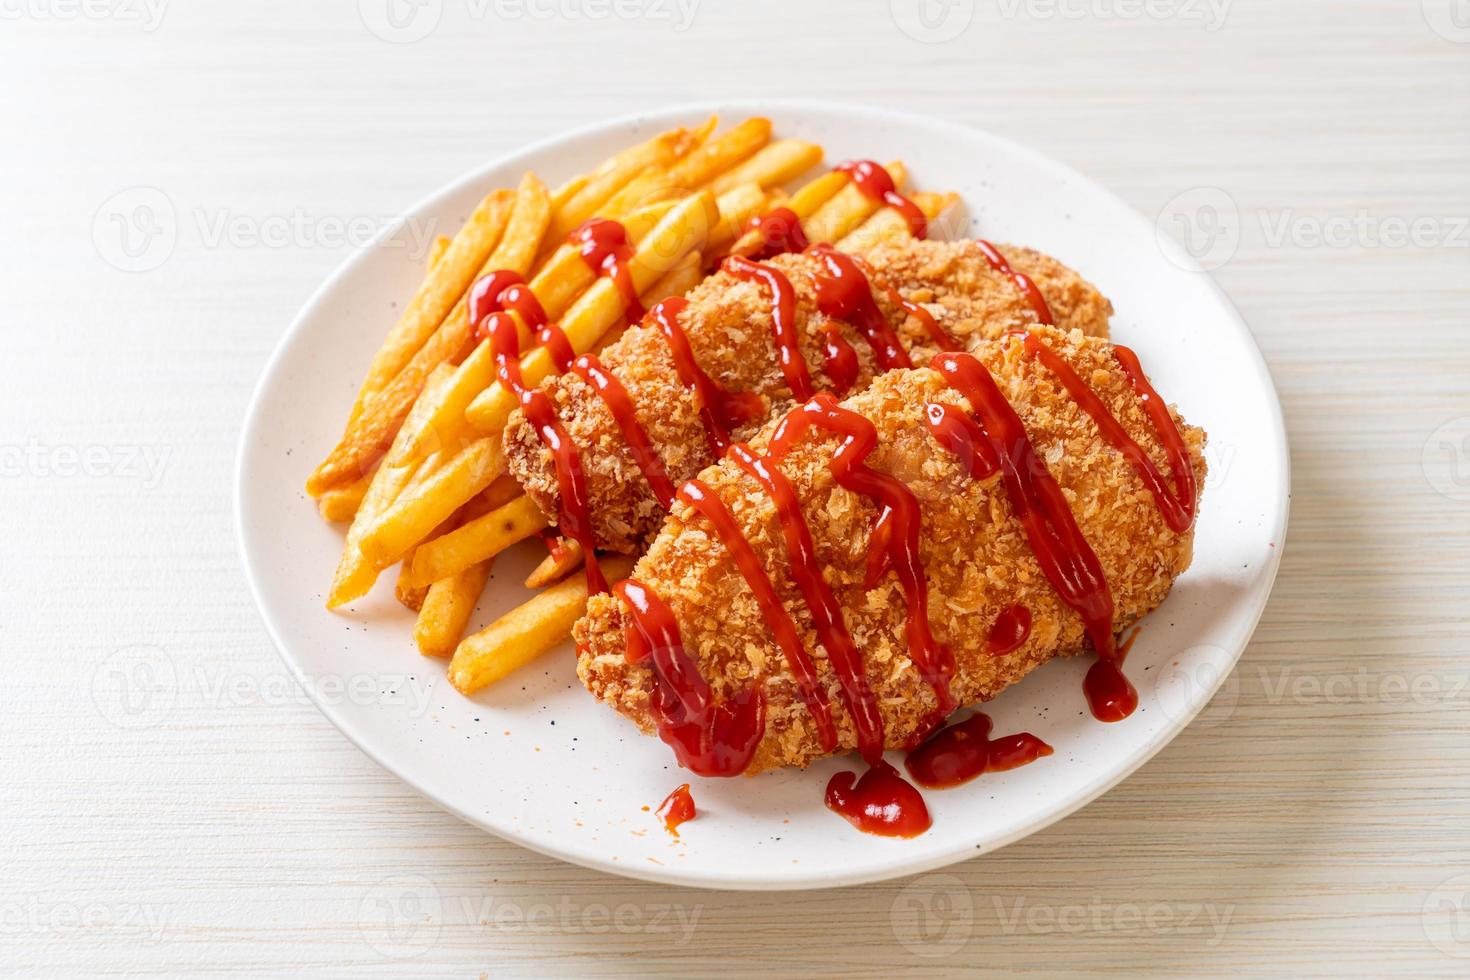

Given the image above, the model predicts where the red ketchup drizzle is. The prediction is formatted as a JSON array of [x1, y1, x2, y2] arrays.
[[655, 783, 695, 836], [819, 322, 859, 395], [974, 240, 1055, 326], [473, 293, 605, 595], [570, 218, 644, 321], [928, 352, 1116, 661], [614, 580, 764, 777], [648, 298, 763, 456], [470, 270, 576, 371], [1017, 333, 1195, 533], [727, 442, 885, 764], [677, 479, 837, 752], [987, 604, 1032, 657], [748, 206, 809, 260], [569, 353, 676, 510], [824, 761, 932, 838], [723, 256, 812, 402], [809, 245, 913, 389], [835, 160, 928, 239], [905, 713, 1053, 789], [769, 395, 956, 717], [1085, 627, 1141, 722], [882, 283, 959, 352]]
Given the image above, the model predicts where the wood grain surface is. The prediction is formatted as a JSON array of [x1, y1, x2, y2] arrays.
[[2, 0, 1467, 975]]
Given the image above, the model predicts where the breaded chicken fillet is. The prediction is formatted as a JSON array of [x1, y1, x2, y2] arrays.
[[505, 239, 1113, 552], [575, 326, 1206, 774]]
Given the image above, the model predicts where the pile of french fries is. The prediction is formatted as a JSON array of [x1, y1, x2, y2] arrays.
[[306, 116, 959, 697]]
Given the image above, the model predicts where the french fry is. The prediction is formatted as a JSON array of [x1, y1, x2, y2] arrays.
[[386, 174, 554, 464], [317, 471, 373, 522], [334, 189, 513, 435], [396, 551, 429, 611], [466, 189, 718, 435], [358, 435, 505, 570], [638, 250, 705, 308], [390, 197, 684, 466], [725, 169, 849, 257], [704, 182, 770, 258], [706, 139, 824, 194], [409, 494, 548, 588], [326, 364, 456, 609], [449, 555, 636, 694], [525, 538, 584, 588], [804, 160, 909, 245], [427, 235, 451, 269], [481, 473, 525, 511], [544, 124, 699, 246], [414, 557, 495, 658], [549, 174, 589, 212], [662, 117, 771, 190], [836, 190, 958, 253], [306, 176, 552, 495]]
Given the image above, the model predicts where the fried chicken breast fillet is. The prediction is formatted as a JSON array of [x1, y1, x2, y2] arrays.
[[505, 239, 1113, 552], [575, 326, 1206, 774]]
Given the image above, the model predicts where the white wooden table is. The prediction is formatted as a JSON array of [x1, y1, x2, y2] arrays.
[[3, 1, 1467, 975]]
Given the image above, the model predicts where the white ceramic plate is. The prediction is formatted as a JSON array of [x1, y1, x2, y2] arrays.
[[236, 101, 1289, 890]]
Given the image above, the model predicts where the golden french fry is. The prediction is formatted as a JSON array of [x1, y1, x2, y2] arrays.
[[317, 471, 373, 522], [726, 169, 849, 257], [466, 189, 718, 434], [386, 174, 552, 465], [409, 494, 547, 588], [415, 558, 495, 657], [449, 555, 636, 694], [427, 235, 451, 269], [337, 189, 513, 431], [549, 174, 589, 212], [639, 251, 705, 307], [524, 538, 584, 589], [532, 198, 678, 323], [307, 177, 553, 494], [804, 160, 909, 245], [544, 125, 696, 246], [396, 552, 429, 611], [663, 117, 771, 190], [358, 435, 505, 570], [326, 365, 456, 608], [706, 139, 823, 194], [705, 182, 769, 257], [837, 190, 958, 252], [481, 473, 524, 511], [481, 171, 551, 280]]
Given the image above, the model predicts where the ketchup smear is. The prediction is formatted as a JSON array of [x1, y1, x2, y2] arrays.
[[905, 713, 1053, 789], [655, 784, 696, 836], [825, 760, 932, 838]]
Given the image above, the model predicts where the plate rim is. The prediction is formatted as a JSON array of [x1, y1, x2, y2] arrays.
[[234, 99, 1291, 890]]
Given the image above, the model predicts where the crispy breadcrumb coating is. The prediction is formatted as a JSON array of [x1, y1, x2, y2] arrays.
[[504, 239, 1113, 552], [575, 326, 1206, 774]]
